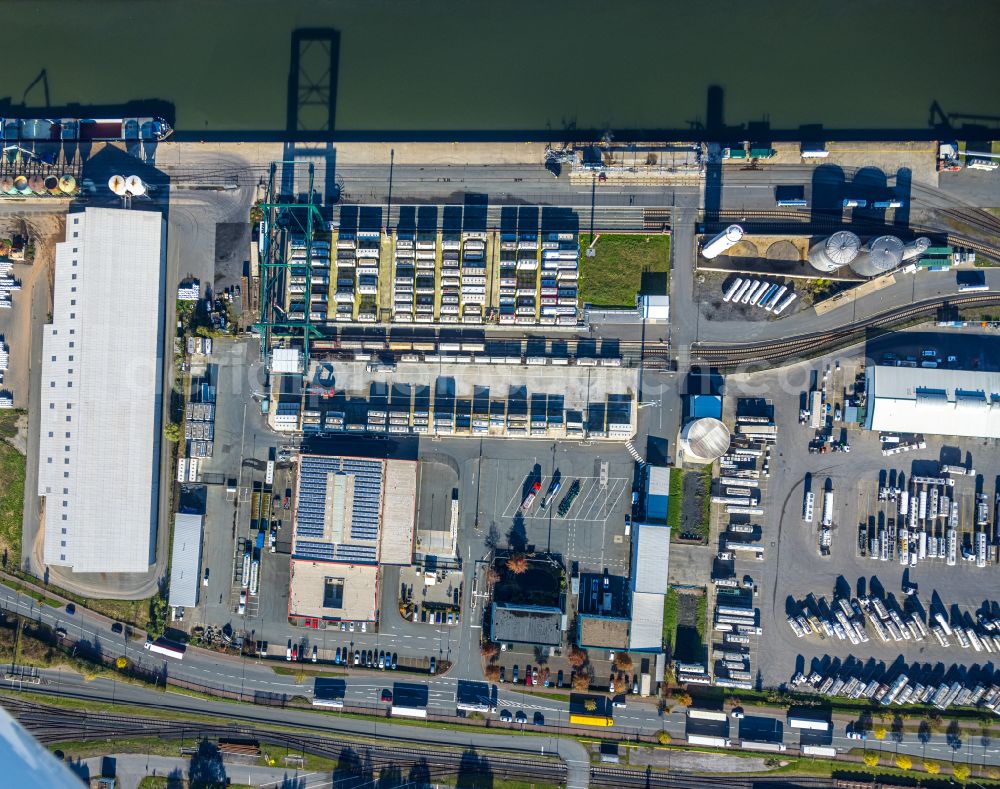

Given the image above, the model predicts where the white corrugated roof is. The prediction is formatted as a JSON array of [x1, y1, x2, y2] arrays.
[[629, 592, 664, 650], [631, 523, 671, 593], [866, 365, 1000, 438], [38, 209, 164, 573], [168, 514, 203, 608], [646, 466, 670, 497], [272, 347, 303, 373]]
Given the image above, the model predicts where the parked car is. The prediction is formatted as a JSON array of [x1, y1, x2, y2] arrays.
[[291, 645, 298, 661], [556, 670, 563, 687], [612, 695, 627, 709], [349, 622, 355, 632], [499, 666, 506, 683], [65, 603, 75, 616], [238, 590, 247, 615], [391, 653, 397, 670], [512, 665, 519, 683], [532, 668, 539, 685], [340, 621, 347, 632], [515, 711, 527, 724], [334, 648, 341, 665], [500, 709, 512, 722], [110, 622, 124, 634], [731, 707, 745, 719], [381, 689, 393, 703], [354, 650, 360, 666], [311, 645, 317, 663], [286, 641, 292, 661], [361, 622, 367, 633], [203, 568, 210, 587], [429, 656, 437, 674], [533, 712, 545, 726]]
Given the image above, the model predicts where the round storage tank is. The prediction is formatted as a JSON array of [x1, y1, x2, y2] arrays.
[[108, 175, 128, 196], [125, 175, 146, 196], [44, 175, 61, 195], [0, 177, 16, 195], [851, 235, 904, 277], [27, 175, 45, 195], [808, 231, 860, 273], [702, 225, 744, 260], [680, 417, 731, 464], [58, 175, 77, 195], [901, 236, 931, 261], [13, 175, 30, 194]]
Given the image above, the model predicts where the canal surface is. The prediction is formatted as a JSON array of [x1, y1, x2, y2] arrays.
[[5, 0, 1000, 138]]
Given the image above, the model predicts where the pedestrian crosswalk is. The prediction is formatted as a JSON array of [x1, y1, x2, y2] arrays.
[[624, 439, 645, 465]]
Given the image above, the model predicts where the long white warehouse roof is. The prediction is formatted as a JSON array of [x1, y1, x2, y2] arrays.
[[38, 208, 165, 573], [865, 365, 1000, 439], [168, 514, 203, 609]]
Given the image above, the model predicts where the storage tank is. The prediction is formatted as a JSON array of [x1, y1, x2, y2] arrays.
[[108, 175, 128, 196], [851, 235, 904, 277], [808, 231, 860, 273], [125, 175, 147, 196], [680, 417, 731, 464], [901, 237, 931, 261], [58, 175, 77, 195], [702, 225, 744, 260], [0, 177, 16, 196], [44, 175, 61, 195], [27, 175, 45, 195], [12, 176, 30, 194]]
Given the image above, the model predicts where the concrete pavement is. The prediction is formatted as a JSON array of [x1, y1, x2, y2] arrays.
[[76, 754, 328, 789]]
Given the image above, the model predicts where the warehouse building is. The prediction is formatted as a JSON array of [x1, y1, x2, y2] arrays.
[[490, 602, 564, 647], [288, 454, 416, 624], [38, 208, 165, 574], [167, 513, 204, 610], [864, 366, 1000, 439], [629, 522, 671, 651]]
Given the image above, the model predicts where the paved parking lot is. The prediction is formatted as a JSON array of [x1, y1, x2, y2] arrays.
[[723, 342, 1000, 689]]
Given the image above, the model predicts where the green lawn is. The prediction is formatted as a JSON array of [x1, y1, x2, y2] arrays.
[[666, 468, 684, 531], [0, 410, 25, 568], [662, 588, 679, 650], [578, 234, 670, 308]]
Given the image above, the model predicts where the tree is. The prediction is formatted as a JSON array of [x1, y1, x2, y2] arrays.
[[484, 665, 500, 682], [863, 752, 879, 768], [672, 692, 692, 708], [567, 646, 588, 668], [115, 656, 128, 670], [584, 699, 597, 712], [148, 595, 169, 639], [873, 725, 887, 740], [506, 554, 528, 574], [657, 731, 671, 745], [572, 670, 592, 691], [613, 675, 627, 694], [480, 642, 499, 660], [485, 568, 501, 585], [923, 759, 940, 774], [613, 653, 633, 671], [163, 422, 182, 443], [894, 754, 911, 771], [952, 763, 971, 784]]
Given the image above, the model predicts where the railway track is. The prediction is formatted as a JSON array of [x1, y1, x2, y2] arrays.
[[592, 766, 835, 789], [692, 293, 1000, 367], [1, 696, 567, 785]]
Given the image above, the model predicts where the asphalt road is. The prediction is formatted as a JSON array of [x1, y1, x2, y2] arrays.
[[2, 581, 999, 777]]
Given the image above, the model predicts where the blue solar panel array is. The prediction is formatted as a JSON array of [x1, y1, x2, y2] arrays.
[[342, 458, 382, 542], [295, 456, 383, 559]]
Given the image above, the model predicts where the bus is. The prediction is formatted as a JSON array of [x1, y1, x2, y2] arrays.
[[570, 714, 614, 727], [144, 638, 185, 660], [776, 198, 808, 207]]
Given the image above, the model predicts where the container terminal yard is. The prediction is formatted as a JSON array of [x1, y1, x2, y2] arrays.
[[0, 127, 999, 789]]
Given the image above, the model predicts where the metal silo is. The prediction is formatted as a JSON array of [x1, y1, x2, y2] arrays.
[[12, 175, 30, 194], [902, 237, 931, 261], [27, 175, 45, 195], [44, 175, 61, 195], [125, 175, 147, 196], [808, 231, 860, 273], [0, 177, 15, 196], [58, 175, 77, 195], [702, 225, 744, 259], [108, 175, 128, 196], [850, 235, 904, 277], [680, 417, 731, 464]]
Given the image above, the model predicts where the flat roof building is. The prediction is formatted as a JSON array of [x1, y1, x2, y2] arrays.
[[629, 522, 671, 651], [38, 208, 165, 573], [644, 466, 670, 523], [864, 365, 1000, 438], [490, 602, 563, 647], [289, 453, 416, 623], [167, 514, 203, 609], [578, 615, 630, 650]]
